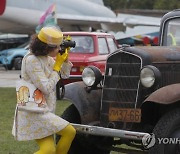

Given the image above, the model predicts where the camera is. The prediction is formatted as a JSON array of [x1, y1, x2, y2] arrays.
[[59, 40, 76, 55]]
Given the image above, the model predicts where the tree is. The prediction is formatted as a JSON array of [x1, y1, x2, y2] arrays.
[[154, 0, 180, 10], [103, 0, 180, 10], [128, 0, 155, 9], [103, 0, 126, 10]]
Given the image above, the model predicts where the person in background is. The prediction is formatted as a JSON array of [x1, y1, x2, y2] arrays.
[[167, 25, 177, 46], [12, 26, 76, 154]]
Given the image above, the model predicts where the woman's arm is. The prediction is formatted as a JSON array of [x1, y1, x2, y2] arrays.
[[25, 55, 60, 95], [60, 60, 73, 79], [49, 57, 73, 79]]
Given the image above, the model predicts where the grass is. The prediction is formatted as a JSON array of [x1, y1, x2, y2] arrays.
[[0, 88, 140, 154], [0, 87, 70, 154]]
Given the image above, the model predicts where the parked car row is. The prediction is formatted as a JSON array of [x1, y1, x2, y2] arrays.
[[0, 32, 119, 84], [0, 41, 29, 70]]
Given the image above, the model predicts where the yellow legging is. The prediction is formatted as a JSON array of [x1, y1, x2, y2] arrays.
[[34, 124, 76, 154]]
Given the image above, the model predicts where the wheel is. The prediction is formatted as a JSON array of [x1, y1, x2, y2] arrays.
[[149, 108, 180, 154], [4, 64, 13, 70], [14, 57, 23, 70], [56, 80, 65, 100], [57, 104, 111, 154]]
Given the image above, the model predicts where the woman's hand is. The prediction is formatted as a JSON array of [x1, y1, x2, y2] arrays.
[[53, 49, 68, 72]]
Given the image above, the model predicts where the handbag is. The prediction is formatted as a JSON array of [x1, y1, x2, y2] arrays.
[[16, 53, 49, 113], [16, 79, 49, 113]]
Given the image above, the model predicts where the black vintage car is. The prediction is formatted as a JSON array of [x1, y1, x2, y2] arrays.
[[59, 10, 180, 154]]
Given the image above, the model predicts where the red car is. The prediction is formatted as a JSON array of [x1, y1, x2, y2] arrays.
[[62, 31, 119, 84]]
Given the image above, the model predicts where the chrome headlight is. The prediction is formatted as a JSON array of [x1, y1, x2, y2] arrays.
[[140, 66, 161, 88], [82, 66, 102, 87]]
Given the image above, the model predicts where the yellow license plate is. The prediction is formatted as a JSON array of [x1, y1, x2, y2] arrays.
[[109, 108, 141, 123]]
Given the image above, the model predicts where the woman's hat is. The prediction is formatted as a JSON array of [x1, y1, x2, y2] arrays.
[[38, 26, 63, 46]]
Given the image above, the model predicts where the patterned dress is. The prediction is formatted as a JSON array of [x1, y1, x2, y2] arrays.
[[12, 52, 72, 141]]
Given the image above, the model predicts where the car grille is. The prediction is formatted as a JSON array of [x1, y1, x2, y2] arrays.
[[100, 51, 141, 129]]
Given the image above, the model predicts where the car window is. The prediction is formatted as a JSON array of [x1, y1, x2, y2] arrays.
[[163, 18, 180, 46], [98, 37, 109, 54], [69, 36, 94, 53], [107, 37, 117, 53]]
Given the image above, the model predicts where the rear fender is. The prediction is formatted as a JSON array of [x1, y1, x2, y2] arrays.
[[144, 84, 180, 104], [64, 81, 102, 124]]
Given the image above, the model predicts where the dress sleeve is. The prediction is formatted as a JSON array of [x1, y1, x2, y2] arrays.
[[25, 56, 60, 95], [60, 60, 73, 79]]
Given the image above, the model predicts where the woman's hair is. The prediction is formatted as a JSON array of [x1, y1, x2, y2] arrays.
[[29, 34, 57, 56]]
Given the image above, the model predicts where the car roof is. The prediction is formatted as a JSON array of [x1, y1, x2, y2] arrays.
[[63, 31, 113, 36]]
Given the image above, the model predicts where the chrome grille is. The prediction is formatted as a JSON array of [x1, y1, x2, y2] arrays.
[[100, 51, 141, 128]]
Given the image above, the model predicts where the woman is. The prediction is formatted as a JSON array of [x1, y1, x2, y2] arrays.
[[12, 26, 76, 154]]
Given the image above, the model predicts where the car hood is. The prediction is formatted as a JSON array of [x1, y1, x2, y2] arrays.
[[126, 46, 180, 63], [69, 53, 91, 62], [88, 54, 108, 62], [0, 48, 26, 55], [69, 53, 108, 63], [0, 48, 13, 55]]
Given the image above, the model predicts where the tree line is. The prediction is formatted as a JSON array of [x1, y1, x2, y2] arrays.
[[103, 0, 180, 10]]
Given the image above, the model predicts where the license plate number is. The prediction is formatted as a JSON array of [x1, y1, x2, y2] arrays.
[[109, 108, 141, 123]]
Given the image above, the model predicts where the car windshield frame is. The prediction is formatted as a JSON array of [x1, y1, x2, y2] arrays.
[[162, 18, 180, 46]]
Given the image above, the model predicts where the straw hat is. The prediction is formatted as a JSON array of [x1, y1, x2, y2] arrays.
[[38, 26, 63, 46]]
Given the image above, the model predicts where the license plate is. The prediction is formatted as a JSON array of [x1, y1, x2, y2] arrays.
[[109, 108, 141, 123]]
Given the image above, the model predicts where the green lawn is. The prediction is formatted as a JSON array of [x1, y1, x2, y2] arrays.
[[0, 88, 70, 154], [0, 88, 140, 154]]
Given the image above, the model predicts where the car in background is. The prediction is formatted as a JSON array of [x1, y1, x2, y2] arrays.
[[0, 33, 29, 51], [62, 31, 119, 84], [0, 41, 29, 70], [0, 32, 119, 78]]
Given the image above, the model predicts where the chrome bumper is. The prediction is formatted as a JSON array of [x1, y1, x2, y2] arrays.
[[71, 123, 150, 141], [68, 75, 82, 80]]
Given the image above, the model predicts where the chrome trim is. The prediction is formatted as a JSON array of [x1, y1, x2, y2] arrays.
[[67, 75, 82, 80], [101, 49, 142, 110], [72, 123, 150, 141]]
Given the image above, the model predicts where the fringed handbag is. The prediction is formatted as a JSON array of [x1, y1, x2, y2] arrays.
[[16, 53, 49, 113], [16, 79, 49, 113]]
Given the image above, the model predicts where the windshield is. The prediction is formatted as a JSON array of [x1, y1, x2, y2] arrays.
[[69, 36, 94, 53], [163, 18, 180, 46]]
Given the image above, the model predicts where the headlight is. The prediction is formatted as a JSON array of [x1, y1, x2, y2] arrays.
[[140, 66, 161, 88], [82, 66, 102, 87]]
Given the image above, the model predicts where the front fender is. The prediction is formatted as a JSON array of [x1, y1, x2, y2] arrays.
[[144, 84, 180, 104], [64, 81, 102, 124]]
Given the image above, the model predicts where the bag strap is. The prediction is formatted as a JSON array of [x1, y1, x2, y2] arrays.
[[21, 52, 32, 79]]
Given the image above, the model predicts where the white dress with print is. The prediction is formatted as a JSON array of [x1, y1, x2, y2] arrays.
[[12, 52, 72, 141]]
